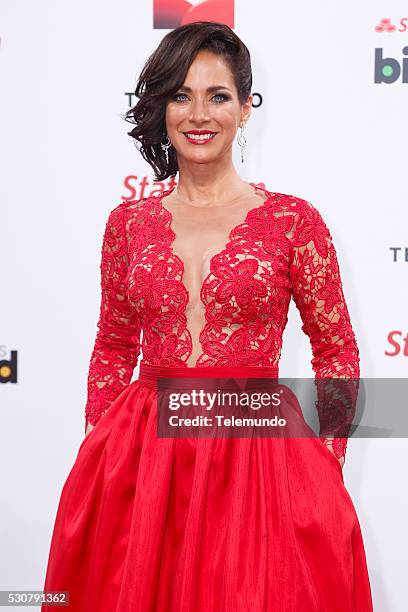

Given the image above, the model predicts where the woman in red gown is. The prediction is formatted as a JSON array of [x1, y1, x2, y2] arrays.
[[42, 21, 373, 611]]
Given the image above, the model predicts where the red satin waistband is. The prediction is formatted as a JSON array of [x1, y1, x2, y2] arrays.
[[137, 361, 279, 389]]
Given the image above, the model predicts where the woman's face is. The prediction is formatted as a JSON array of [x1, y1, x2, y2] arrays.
[[165, 49, 252, 165]]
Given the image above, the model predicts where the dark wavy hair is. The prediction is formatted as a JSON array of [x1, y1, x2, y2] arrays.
[[123, 21, 253, 182]]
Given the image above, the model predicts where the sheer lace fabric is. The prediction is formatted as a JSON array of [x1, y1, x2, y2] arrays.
[[84, 184, 359, 462]]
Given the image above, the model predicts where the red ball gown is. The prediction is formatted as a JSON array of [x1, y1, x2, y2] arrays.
[[42, 183, 373, 611]]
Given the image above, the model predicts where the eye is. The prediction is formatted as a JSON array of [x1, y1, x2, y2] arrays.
[[212, 93, 229, 103], [171, 92, 230, 103], [172, 93, 189, 102]]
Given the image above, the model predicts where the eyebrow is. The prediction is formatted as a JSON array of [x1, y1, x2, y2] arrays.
[[177, 85, 232, 93]]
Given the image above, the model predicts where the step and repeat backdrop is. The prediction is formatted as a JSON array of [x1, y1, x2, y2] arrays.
[[1, 1, 407, 610]]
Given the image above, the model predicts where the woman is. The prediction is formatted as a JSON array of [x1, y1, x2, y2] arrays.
[[42, 21, 373, 611]]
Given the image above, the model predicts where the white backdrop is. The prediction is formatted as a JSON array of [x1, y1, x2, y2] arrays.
[[1, 1, 407, 610]]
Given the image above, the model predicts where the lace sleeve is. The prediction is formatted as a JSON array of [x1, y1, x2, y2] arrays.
[[289, 202, 360, 463], [84, 205, 142, 431]]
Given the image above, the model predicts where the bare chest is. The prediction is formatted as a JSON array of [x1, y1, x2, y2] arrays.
[[163, 194, 266, 290]]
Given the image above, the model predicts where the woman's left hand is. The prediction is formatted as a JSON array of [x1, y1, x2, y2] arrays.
[[325, 439, 345, 469]]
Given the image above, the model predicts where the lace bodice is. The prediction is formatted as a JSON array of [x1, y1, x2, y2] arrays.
[[84, 182, 360, 462]]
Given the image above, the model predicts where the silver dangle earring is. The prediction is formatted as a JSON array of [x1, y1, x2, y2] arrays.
[[237, 123, 247, 163], [160, 133, 172, 165]]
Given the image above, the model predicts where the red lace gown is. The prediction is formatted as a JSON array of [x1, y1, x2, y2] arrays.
[[42, 183, 373, 611]]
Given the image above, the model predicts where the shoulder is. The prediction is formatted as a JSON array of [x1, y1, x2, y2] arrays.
[[270, 191, 332, 239], [265, 191, 334, 259], [270, 191, 325, 219], [102, 195, 160, 256], [104, 195, 153, 231], [109, 194, 151, 218]]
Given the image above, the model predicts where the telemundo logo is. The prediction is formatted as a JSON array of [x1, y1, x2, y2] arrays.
[[375, 47, 408, 83]]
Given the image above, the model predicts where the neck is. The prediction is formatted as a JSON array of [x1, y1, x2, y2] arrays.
[[175, 158, 250, 206]]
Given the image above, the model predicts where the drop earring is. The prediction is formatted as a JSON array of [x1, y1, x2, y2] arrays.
[[237, 123, 247, 163], [160, 133, 172, 165]]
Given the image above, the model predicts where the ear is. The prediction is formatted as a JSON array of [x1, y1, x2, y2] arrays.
[[240, 94, 253, 126]]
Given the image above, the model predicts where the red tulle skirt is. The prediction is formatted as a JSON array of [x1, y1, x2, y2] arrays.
[[42, 363, 373, 611]]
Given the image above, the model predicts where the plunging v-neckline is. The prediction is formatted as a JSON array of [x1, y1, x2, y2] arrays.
[[150, 182, 276, 366], [157, 181, 274, 280]]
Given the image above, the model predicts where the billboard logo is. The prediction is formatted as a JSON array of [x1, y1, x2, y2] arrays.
[[374, 47, 408, 83], [0, 350, 17, 383], [153, 0, 234, 30]]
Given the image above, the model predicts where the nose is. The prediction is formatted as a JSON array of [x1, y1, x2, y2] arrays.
[[189, 97, 211, 123]]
